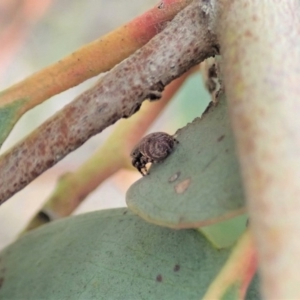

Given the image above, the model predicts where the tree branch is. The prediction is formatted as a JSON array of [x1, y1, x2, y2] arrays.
[[21, 71, 192, 233], [0, 0, 218, 205], [0, 0, 193, 147]]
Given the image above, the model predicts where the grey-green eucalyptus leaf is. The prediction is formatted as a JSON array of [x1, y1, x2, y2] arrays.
[[0, 208, 259, 300], [126, 93, 245, 229], [200, 214, 248, 249]]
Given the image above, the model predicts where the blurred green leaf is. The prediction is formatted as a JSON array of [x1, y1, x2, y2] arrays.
[[0, 208, 259, 299], [200, 214, 248, 249], [0, 99, 26, 147], [167, 72, 211, 130], [126, 93, 245, 229]]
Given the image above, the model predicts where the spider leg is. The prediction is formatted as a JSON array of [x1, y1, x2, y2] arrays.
[[140, 156, 150, 175], [139, 168, 146, 176], [132, 158, 144, 176]]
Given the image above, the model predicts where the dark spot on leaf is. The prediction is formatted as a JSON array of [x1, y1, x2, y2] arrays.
[[174, 264, 180, 272], [156, 274, 162, 282], [217, 135, 225, 142], [0, 277, 4, 289], [123, 210, 128, 215]]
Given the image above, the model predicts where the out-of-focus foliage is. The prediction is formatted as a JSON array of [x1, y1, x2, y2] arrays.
[[0, 208, 260, 299]]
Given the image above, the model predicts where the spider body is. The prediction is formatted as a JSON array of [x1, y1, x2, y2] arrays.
[[131, 132, 178, 176]]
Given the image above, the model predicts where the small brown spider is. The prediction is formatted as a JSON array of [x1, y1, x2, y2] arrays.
[[130, 132, 178, 176]]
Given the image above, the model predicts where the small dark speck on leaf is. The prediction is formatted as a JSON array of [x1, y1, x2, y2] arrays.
[[217, 135, 225, 142], [123, 210, 128, 215], [156, 274, 163, 282], [0, 277, 4, 289], [246, 218, 250, 227], [174, 264, 180, 272]]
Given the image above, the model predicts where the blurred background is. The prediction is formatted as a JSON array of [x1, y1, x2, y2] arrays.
[[0, 0, 210, 249]]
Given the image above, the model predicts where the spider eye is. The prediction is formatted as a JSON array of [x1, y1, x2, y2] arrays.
[[131, 148, 139, 157]]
